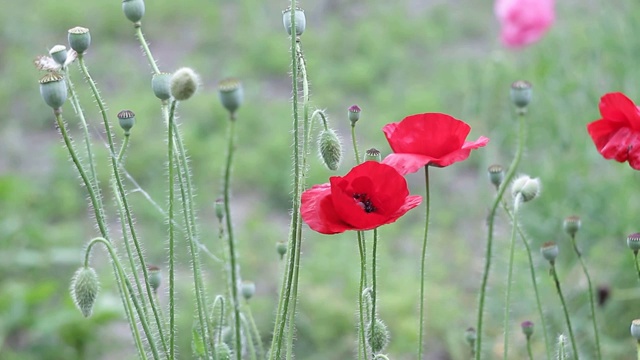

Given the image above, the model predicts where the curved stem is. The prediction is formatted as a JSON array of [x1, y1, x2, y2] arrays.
[[135, 25, 161, 75], [358, 233, 370, 360], [475, 113, 527, 359], [503, 194, 521, 360], [550, 263, 579, 359], [417, 165, 431, 359], [117, 134, 130, 164]]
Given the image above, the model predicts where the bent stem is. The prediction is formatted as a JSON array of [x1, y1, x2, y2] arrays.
[[550, 263, 579, 359], [475, 112, 527, 359], [502, 194, 521, 360], [417, 165, 431, 359]]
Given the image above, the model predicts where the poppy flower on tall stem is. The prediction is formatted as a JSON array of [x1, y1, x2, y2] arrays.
[[495, 0, 555, 48], [301, 161, 421, 235], [587, 92, 640, 170]]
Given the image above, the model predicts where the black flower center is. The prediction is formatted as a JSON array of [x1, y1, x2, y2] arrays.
[[353, 193, 376, 213]]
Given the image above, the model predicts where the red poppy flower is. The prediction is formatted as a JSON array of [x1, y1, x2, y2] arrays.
[[301, 161, 422, 234], [587, 92, 640, 170], [382, 113, 489, 175]]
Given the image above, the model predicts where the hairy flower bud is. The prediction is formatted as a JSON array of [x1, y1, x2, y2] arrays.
[[39, 73, 67, 110], [318, 129, 342, 171], [348, 105, 361, 125], [510, 80, 532, 110], [240, 281, 255, 300], [541, 241, 558, 263], [49, 45, 68, 66], [218, 78, 243, 117], [511, 175, 541, 203], [170, 67, 199, 101], [122, 0, 145, 23], [282, 7, 306, 36], [71, 266, 100, 317], [563, 215, 581, 238], [68, 26, 91, 54], [147, 265, 161, 293], [487, 164, 504, 189], [631, 319, 640, 341], [117, 110, 136, 135], [365, 148, 381, 162], [367, 319, 390, 354]]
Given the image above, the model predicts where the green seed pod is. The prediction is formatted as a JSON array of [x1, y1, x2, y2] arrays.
[[151, 72, 172, 101], [240, 281, 255, 300], [117, 110, 136, 134], [282, 7, 306, 36], [276, 241, 287, 259], [218, 78, 243, 117], [348, 105, 361, 125], [510, 80, 532, 110], [49, 45, 68, 66], [511, 175, 541, 203], [71, 266, 100, 318], [318, 128, 342, 171], [563, 215, 581, 238], [214, 198, 224, 222], [521, 320, 534, 340], [122, 0, 145, 23], [366, 318, 390, 354], [39, 73, 67, 110], [464, 327, 476, 346], [540, 242, 558, 263], [215, 343, 232, 360], [364, 148, 381, 162], [147, 265, 161, 293], [627, 233, 640, 252], [631, 319, 640, 341], [68, 26, 91, 54], [487, 164, 504, 189], [170, 67, 199, 101]]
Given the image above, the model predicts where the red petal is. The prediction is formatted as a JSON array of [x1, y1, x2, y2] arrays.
[[382, 153, 435, 175], [598, 127, 640, 163], [587, 118, 621, 152], [301, 183, 352, 234], [599, 93, 640, 130]]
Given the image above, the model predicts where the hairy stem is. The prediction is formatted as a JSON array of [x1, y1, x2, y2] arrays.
[[418, 165, 431, 359], [550, 264, 579, 359]]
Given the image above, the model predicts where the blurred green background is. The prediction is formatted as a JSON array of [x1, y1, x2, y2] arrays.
[[2, 0, 640, 359]]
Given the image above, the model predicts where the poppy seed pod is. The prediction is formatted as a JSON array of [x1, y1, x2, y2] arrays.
[[318, 128, 342, 171], [367, 319, 390, 354], [218, 78, 243, 116], [68, 26, 91, 54], [348, 105, 361, 125], [521, 320, 534, 339], [627, 233, 640, 252], [70, 266, 100, 317], [147, 265, 161, 292], [240, 281, 255, 300], [282, 7, 306, 36], [511, 175, 541, 203], [563, 215, 581, 238], [117, 110, 136, 134], [122, 0, 145, 23], [464, 327, 477, 346], [487, 164, 504, 189], [170, 67, 199, 101], [39, 73, 67, 110], [151, 73, 172, 101], [49, 45, 68, 66], [365, 148, 381, 162], [510, 80, 532, 109], [214, 198, 225, 222], [631, 319, 640, 341], [276, 241, 287, 259], [540, 241, 559, 263]]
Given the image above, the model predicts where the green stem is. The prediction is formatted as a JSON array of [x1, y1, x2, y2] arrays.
[[241, 313, 258, 360], [357, 232, 369, 360], [117, 134, 130, 164], [370, 228, 379, 355], [637, 340, 640, 360], [550, 263, 579, 359], [526, 337, 534, 360], [417, 165, 431, 359], [135, 25, 161, 75], [634, 252, 640, 283], [243, 303, 265, 359], [476, 113, 527, 359], [503, 194, 521, 360], [351, 124, 361, 164], [167, 100, 178, 359]]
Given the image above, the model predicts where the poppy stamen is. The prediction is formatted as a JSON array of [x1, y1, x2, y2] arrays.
[[353, 193, 376, 213]]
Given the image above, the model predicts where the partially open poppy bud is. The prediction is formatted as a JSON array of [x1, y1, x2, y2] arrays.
[[49, 45, 68, 66], [511, 175, 541, 203], [631, 319, 640, 341], [627, 233, 640, 253], [318, 128, 342, 171], [240, 281, 255, 300], [282, 7, 306, 36], [348, 105, 361, 125], [170, 67, 199, 101], [39, 73, 67, 110], [365, 148, 381, 162], [464, 327, 477, 346], [563, 215, 581, 238], [147, 265, 161, 293], [487, 164, 504, 189], [122, 0, 145, 23], [215, 343, 232, 360], [366, 318, 390, 354], [541, 241, 559, 263], [276, 241, 287, 259], [71, 266, 100, 317], [151, 73, 172, 101], [218, 78, 243, 117], [510, 80, 532, 110], [68, 26, 91, 54], [117, 110, 136, 135], [521, 320, 534, 340], [214, 198, 225, 222]]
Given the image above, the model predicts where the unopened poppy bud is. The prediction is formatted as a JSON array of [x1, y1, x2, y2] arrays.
[[464, 327, 477, 346], [170, 67, 199, 101], [218, 78, 243, 117], [147, 265, 161, 293], [215, 343, 232, 360], [365, 148, 381, 162], [521, 320, 534, 339], [511, 175, 541, 203], [541, 241, 558, 263], [122, 0, 145, 24], [276, 241, 287, 259], [627, 233, 640, 253], [240, 281, 255, 300], [510, 80, 532, 110], [563, 215, 581, 238], [214, 198, 225, 222], [71, 266, 100, 317], [631, 319, 640, 341], [348, 105, 361, 125], [39, 73, 67, 110], [68, 26, 91, 54], [366, 318, 389, 353], [487, 164, 504, 189], [49, 45, 68, 66], [151, 73, 172, 101], [318, 129, 342, 171], [117, 110, 136, 134], [282, 7, 306, 36], [597, 285, 611, 307]]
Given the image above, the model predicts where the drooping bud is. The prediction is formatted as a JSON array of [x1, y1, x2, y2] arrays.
[[510, 80, 532, 112], [511, 175, 541, 203], [348, 105, 361, 125], [147, 265, 161, 293], [276, 241, 287, 259], [318, 129, 342, 171], [464, 327, 477, 346], [540, 241, 559, 263], [627, 233, 640, 253], [68, 27, 91, 54], [631, 319, 640, 341], [215, 343, 232, 360], [71, 266, 100, 317], [521, 320, 534, 340], [218, 78, 243, 118], [596, 285, 611, 307], [240, 281, 255, 300], [117, 110, 136, 135], [366, 318, 390, 354], [151, 72, 172, 101], [282, 7, 306, 36], [214, 198, 225, 222], [563, 215, 581, 238], [487, 164, 504, 189], [170, 67, 199, 101], [39, 73, 67, 110], [49, 45, 68, 66], [364, 148, 381, 162], [122, 0, 145, 24]]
